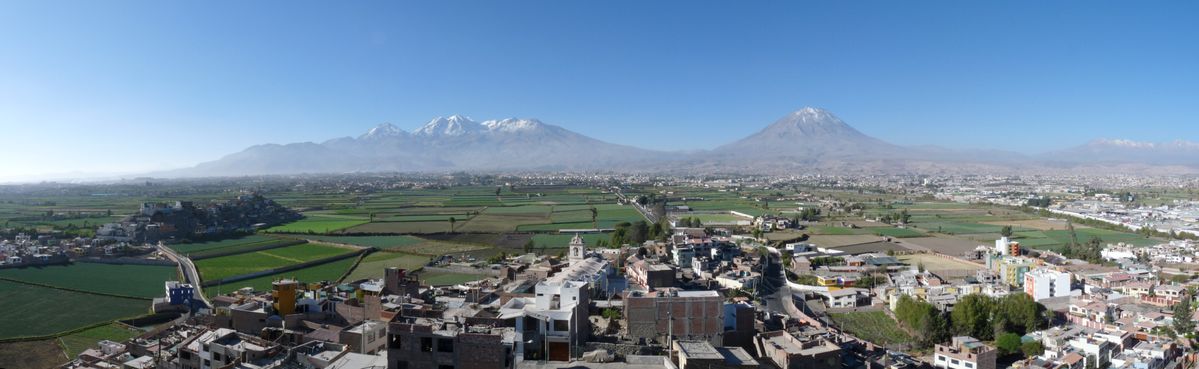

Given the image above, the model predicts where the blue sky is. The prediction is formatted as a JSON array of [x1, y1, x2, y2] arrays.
[[0, 1, 1195, 181]]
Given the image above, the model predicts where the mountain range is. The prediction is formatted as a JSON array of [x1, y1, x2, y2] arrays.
[[168, 108, 1199, 177]]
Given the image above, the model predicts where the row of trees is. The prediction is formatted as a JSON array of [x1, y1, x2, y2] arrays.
[[878, 209, 911, 225], [893, 293, 1047, 349], [609, 219, 672, 246], [676, 217, 704, 228]]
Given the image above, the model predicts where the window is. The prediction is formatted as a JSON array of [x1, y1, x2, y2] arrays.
[[213, 353, 221, 362], [437, 338, 454, 353], [966, 363, 974, 368], [389, 334, 402, 350], [951, 359, 960, 365], [936, 355, 944, 361], [395, 361, 408, 369], [421, 337, 433, 352], [554, 319, 569, 331]]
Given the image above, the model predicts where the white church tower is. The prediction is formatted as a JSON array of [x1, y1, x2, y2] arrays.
[[569, 233, 587, 262]]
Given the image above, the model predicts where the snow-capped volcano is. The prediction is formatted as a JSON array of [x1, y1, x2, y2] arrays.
[[359, 122, 407, 139], [414, 115, 479, 136], [715, 107, 900, 159], [481, 118, 545, 133]]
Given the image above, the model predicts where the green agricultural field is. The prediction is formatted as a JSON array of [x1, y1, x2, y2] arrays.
[[873, 227, 926, 238], [0, 280, 149, 340], [344, 252, 431, 281], [828, 311, 913, 346], [206, 258, 358, 295], [915, 221, 1028, 235], [689, 213, 751, 224], [0, 263, 178, 298], [419, 271, 486, 286], [265, 214, 368, 234], [530, 233, 610, 248], [195, 243, 355, 281], [1042, 228, 1160, 247], [343, 221, 454, 234], [57, 323, 141, 359], [516, 221, 596, 232], [456, 213, 551, 233], [296, 235, 425, 249], [807, 226, 869, 235], [167, 235, 280, 255]]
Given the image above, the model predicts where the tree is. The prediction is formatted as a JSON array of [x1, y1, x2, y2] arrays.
[[995, 332, 1022, 355], [1173, 288, 1195, 335], [495, 187, 502, 197], [917, 262, 926, 273], [951, 294, 996, 340], [993, 293, 1045, 335], [1000, 225, 1013, 238], [590, 206, 598, 229], [523, 239, 534, 254], [894, 295, 949, 348], [449, 217, 457, 233], [1021, 341, 1045, 358], [751, 228, 763, 240]]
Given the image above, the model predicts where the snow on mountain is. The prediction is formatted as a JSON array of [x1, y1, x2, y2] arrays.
[[481, 118, 545, 133], [1047, 138, 1199, 166], [413, 115, 480, 136], [169, 108, 1199, 177], [359, 122, 407, 139]]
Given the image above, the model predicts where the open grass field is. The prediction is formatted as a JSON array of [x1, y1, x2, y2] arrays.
[[0, 280, 148, 340], [195, 243, 354, 281], [344, 252, 431, 281], [296, 235, 424, 249], [419, 271, 487, 286], [828, 311, 913, 346], [57, 323, 141, 359], [0, 263, 178, 298], [205, 257, 358, 295]]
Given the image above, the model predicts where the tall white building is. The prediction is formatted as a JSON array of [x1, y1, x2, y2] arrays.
[[1024, 268, 1071, 301]]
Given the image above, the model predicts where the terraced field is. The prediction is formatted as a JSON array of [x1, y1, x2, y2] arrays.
[[0, 262, 179, 298]]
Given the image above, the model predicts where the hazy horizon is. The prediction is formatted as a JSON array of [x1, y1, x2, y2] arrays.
[[1, 1, 1196, 182]]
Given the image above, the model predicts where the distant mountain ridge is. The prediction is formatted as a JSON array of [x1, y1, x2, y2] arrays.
[[167, 107, 1199, 177]]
